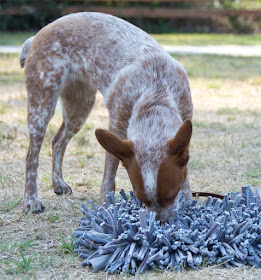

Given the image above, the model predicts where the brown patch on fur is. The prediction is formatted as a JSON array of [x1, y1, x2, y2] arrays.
[[123, 155, 150, 207], [95, 129, 149, 206], [156, 119, 192, 207], [95, 129, 133, 161], [168, 118, 192, 166], [115, 105, 132, 138], [157, 155, 187, 207]]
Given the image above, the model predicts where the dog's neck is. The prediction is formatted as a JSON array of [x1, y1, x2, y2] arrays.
[[106, 53, 187, 137], [128, 89, 183, 148], [127, 90, 183, 204]]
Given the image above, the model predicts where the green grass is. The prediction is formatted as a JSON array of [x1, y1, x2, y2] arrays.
[[57, 233, 75, 255], [174, 54, 261, 81], [0, 41, 260, 280], [0, 102, 10, 114], [0, 32, 36, 45], [0, 234, 66, 276], [246, 168, 260, 178], [152, 33, 261, 46], [1, 250, 35, 275], [192, 120, 230, 131], [246, 109, 261, 116], [0, 53, 24, 84], [246, 168, 261, 186], [1, 32, 261, 46], [1, 250, 54, 276], [0, 197, 22, 212], [75, 178, 95, 189], [74, 123, 93, 146], [216, 107, 239, 115], [0, 236, 37, 254], [216, 107, 261, 116], [44, 213, 60, 223], [2, 52, 261, 86], [0, 122, 17, 146]]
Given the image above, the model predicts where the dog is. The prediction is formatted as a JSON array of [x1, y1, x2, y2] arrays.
[[20, 12, 193, 221]]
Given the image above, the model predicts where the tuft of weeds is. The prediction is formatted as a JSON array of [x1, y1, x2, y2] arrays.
[[0, 197, 22, 212], [17, 250, 35, 274], [246, 109, 261, 116], [71, 202, 79, 216], [207, 80, 222, 89], [74, 123, 93, 146], [189, 157, 205, 171], [216, 107, 238, 115], [38, 253, 55, 269], [1, 251, 35, 275], [43, 213, 60, 223], [11, 237, 37, 252], [0, 103, 10, 114], [192, 120, 209, 129], [227, 116, 236, 121], [246, 168, 260, 178], [244, 121, 256, 129], [0, 233, 55, 276], [0, 173, 10, 188], [57, 233, 75, 255], [44, 123, 59, 144], [75, 178, 95, 189], [40, 173, 52, 190], [0, 122, 17, 148], [0, 237, 39, 276], [192, 120, 229, 132], [1, 251, 55, 276], [246, 168, 261, 186], [75, 135, 90, 146]]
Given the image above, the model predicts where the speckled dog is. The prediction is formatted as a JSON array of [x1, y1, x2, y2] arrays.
[[20, 12, 193, 221]]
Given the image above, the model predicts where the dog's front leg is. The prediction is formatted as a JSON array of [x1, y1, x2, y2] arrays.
[[100, 152, 119, 203]]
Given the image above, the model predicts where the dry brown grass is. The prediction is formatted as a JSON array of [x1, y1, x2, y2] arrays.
[[0, 53, 260, 279]]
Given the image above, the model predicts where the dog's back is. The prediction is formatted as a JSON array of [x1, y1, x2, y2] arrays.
[[24, 13, 157, 92], [23, 13, 189, 98]]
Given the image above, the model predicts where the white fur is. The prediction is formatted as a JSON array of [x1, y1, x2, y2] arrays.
[[142, 168, 157, 201]]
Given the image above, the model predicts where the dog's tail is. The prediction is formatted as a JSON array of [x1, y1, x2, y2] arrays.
[[20, 36, 35, 68]]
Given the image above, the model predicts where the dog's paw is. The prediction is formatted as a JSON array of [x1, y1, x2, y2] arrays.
[[53, 180, 72, 195], [23, 196, 45, 213]]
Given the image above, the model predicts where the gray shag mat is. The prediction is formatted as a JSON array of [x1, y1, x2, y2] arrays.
[[73, 185, 261, 274]]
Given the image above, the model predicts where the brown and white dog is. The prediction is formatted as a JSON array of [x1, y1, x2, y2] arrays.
[[20, 12, 193, 221]]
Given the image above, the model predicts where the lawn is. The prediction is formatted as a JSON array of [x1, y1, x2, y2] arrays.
[[0, 32, 36, 45], [1, 31, 261, 46], [152, 33, 261, 46], [0, 50, 260, 279]]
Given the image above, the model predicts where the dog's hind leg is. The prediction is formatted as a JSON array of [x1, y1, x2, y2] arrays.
[[52, 79, 96, 195], [24, 81, 59, 213]]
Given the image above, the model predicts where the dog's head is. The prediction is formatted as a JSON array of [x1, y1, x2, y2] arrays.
[[95, 119, 192, 222]]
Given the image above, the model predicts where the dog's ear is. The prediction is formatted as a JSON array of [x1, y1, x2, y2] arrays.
[[168, 119, 192, 166], [95, 129, 133, 161]]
